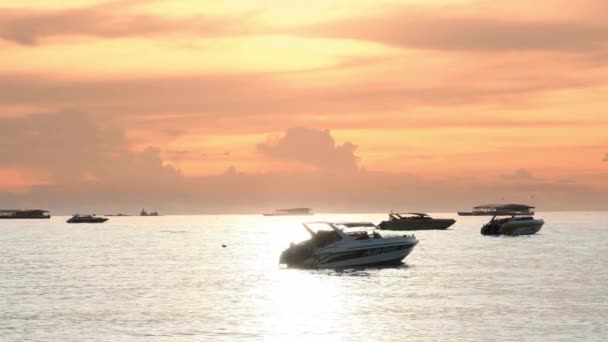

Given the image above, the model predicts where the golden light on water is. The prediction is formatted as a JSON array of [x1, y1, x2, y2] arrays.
[[260, 270, 350, 342]]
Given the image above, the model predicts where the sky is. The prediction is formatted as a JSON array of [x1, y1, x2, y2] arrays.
[[1, 0, 607, 214]]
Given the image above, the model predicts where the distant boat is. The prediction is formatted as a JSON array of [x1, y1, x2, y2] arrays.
[[481, 216, 544, 236], [377, 212, 456, 231], [263, 208, 314, 216], [0, 209, 50, 219], [459, 204, 544, 236], [140, 209, 159, 216], [66, 214, 109, 223]]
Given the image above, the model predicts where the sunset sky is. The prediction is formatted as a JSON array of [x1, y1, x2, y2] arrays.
[[1, 0, 607, 213]]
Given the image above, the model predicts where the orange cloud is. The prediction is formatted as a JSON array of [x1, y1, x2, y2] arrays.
[[257, 127, 359, 171], [1, 0, 607, 212], [294, 2, 608, 53], [0, 0, 256, 46], [501, 168, 535, 181], [0, 114, 606, 214], [0, 111, 179, 185]]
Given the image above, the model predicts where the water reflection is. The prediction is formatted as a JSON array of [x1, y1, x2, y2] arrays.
[[257, 269, 356, 341], [1, 213, 607, 341]]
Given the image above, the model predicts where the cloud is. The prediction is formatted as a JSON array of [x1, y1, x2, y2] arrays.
[[296, 5, 608, 54], [257, 127, 359, 171], [0, 111, 180, 186], [5, 0, 608, 52], [0, 116, 606, 214], [486, 167, 608, 207], [162, 128, 187, 138], [604, 152, 608, 162], [0, 67, 600, 131], [0, 1, 255, 45], [501, 168, 535, 181], [491, 176, 600, 200]]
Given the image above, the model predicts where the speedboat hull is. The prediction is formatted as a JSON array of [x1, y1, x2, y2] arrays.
[[316, 243, 417, 269], [281, 237, 418, 269], [66, 217, 109, 223], [378, 218, 455, 231], [481, 219, 544, 236]]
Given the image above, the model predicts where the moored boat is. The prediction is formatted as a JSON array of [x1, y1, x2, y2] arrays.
[[66, 214, 109, 223], [280, 221, 418, 269], [481, 216, 544, 236], [263, 208, 314, 216], [460, 204, 544, 236], [378, 212, 456, 230], [0, 209, 50, 219]]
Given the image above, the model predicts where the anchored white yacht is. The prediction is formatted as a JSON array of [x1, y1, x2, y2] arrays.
[[464, 204, 544, 236], [279, 221, 418, 269], [481, 216, 544, 236]]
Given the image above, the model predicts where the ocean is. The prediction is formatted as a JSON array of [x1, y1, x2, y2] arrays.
[[1, 212, 607, 341]]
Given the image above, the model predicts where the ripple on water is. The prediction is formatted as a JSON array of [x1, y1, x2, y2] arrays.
[[1, 213, 607, 341]]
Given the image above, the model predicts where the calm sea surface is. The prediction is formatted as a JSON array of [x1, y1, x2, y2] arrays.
[[1, 212, 607, 341]]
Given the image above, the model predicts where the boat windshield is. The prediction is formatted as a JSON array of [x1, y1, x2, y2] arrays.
[[313, 230, 342, 247], [302, 222, 337, 235], [490, 215, 535, 222], [336, 222, 383, 240]]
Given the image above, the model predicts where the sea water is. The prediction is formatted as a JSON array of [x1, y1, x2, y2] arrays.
[[1, 212, 607, 341]]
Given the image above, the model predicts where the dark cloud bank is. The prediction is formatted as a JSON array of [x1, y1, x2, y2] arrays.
[[1, 112, 606, 214]]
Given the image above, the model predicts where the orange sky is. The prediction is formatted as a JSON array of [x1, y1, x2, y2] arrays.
[[0, 0, 607, 212]]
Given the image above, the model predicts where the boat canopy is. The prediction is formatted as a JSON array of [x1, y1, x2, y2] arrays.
[[474, 204, 534, 210], [389, 212, 431, 219], [473, 204, 535, 215], [303, 221, 376, 229], [302, 221, 377, 236], [400, 213, 430, 217]]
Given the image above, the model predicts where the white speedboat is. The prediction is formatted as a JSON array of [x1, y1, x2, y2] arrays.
[[279, 221, 418, 269], [481, 216, 544, 236], [473, 204, 544, 236]]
